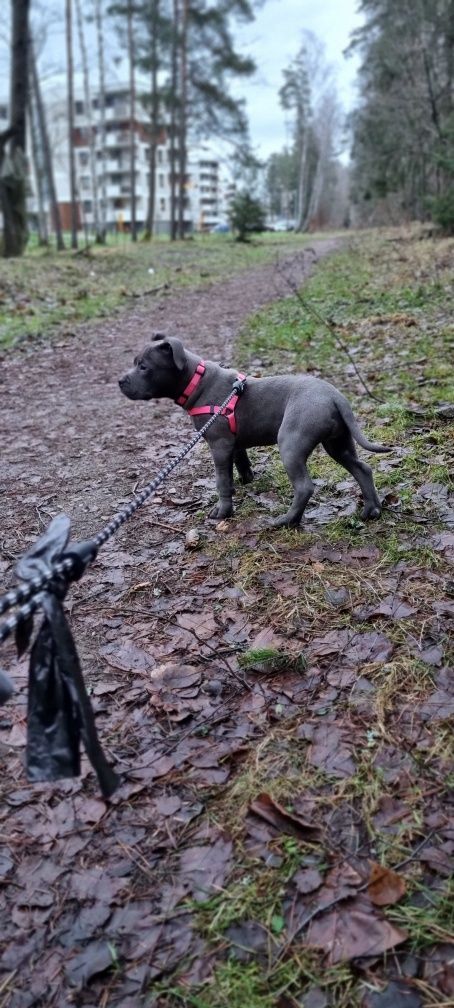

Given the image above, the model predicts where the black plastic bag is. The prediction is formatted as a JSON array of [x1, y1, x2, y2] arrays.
[[0, 667, 14, 704], [16, 515, 119, 798]]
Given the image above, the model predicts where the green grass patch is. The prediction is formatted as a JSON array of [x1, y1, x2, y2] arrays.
[[0, 231, 312, 350], [176, 229, 454, 1007]]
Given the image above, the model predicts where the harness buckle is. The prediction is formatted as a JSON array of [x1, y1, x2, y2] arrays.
[[232, 376, 247, 395]]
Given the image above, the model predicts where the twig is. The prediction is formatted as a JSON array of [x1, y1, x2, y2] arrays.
[[128, 282, 170, 299], [276, 259, 384, 403]]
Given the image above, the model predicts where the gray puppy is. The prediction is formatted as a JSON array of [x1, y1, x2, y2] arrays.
[[119, 335, 389, 528]]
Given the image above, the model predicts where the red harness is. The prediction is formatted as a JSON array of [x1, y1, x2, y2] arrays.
[[176, 361, 246, 435]]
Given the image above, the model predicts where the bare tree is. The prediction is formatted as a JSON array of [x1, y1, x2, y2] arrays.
[[94, 0, 107, 240], [0, 0, 31, 257], [280, 33, 340, 232], [29, 38, 65, 250], [169, 0, 179, 240], [127, 0, 137, 240], [177, 0, 188, 238], [75, 0, 102, 241], [143, 0, 161, 238], [28, 58, 48, 245], [65, 0, 78, 248]]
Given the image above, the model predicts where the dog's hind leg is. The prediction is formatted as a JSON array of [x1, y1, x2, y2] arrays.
[[272, 434, 316, 528], [323, 433, 382, 519], [234, 448, 254, 484]]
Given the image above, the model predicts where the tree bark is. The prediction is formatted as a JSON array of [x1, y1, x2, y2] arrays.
[[66, 0, 79, 249], [28, 70, 48, 245], [169, 0, 179, 240], [95, 0, 108, 241], [75, 0, 102, 241], [177, 0, 188, 239], [127, 0, 137, 241], [145, 0, 160, 238], [0, 0, 31, 257], [29, 39, 65, 250]]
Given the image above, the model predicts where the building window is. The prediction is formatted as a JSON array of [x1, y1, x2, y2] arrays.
[[83, 200, 92, 213], [157, 149, 163, 164], [79, 151, 89, 166], [159, 173, 164, 187], [160, 197, 166, 212], [80, 175, 91, 191], [75, 100, 84, 115]]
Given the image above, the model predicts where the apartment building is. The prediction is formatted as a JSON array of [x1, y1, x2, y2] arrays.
[[30, 67, 227, 235], [1, 64, 235, 237]]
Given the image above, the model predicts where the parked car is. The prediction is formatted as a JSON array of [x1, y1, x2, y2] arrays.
[[210, 222, 230, 233], [270, 219, 295, 232]]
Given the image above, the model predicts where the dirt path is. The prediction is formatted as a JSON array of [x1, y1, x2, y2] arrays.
[[0, 239, 342, 1007], [0, 239, 336, 553]]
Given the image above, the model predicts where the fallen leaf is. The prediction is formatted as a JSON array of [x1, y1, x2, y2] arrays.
[[324, 587, 350, 608], [418, 845, 454, 876], [177, 611, 219, 640], [225, 920, 274, 963], [423, 942, 454, 996], [149, 663, 202, 692], [99, 641, 155, 673], [179, 835, 233, 901], [307, 892, 407, 963], [344, 632, 394, 667], [293, 867, 324, 895], [249, 793, 321, 839], [308, 629, 350, 658], [361, 980, 423, 1007], [65, 941, 114, 987], [358, 596, 416, 620], [306, 723, 356, 779], [367, 862, 407, 906]]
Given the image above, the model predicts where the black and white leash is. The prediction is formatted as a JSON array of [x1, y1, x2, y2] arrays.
[[0, 377, 247, 644]]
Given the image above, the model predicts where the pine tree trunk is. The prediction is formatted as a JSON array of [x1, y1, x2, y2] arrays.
[[0, 0, 30, 258], [66, 0, 78, 249], [177, 0, 188, 239], [145, 0, 160, 238], [295, 125, 308, 232], [29, 39, 65, 251], [169, 0, 179, 240], [95, 0, 108, 241], [127, 0, 137, 241], [301, 153, 323, 231], [75, 0, 101, 242], [28, 77, 48, 245]]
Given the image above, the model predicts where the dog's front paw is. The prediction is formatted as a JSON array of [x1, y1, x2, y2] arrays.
[[238, 468, 254, 485], [208, 501, 234, 520], [361, 503, 381, 520], [270, 514, 301, 529]]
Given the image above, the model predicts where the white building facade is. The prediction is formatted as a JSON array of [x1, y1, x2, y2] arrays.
[[27, 70, 231, 236]]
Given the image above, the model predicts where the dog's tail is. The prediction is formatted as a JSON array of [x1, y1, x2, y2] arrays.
[[336, 399, 391, 453]]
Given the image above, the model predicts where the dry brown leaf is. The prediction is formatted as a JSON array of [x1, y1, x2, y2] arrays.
[[367, 862, 407, 906], [307, 893, 407, 964], [249, 792, 322, 839]]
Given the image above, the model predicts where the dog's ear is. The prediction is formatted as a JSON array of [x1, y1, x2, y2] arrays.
[[156, 336, 186, 371], [151, 331, 167, 342]]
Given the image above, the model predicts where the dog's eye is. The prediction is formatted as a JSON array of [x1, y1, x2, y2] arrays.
[[138, 361, 147, 371]]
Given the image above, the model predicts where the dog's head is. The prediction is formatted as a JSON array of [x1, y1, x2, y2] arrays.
[[119, 334, 188, 401]]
